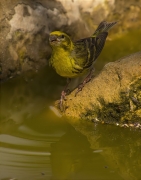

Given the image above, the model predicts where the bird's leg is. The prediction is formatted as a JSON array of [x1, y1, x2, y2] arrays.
[[59, 78, 71, 111], [75, 68, 95, 96]]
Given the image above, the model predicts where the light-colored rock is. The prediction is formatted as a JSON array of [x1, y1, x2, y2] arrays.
[[63, 51, 141, 126]]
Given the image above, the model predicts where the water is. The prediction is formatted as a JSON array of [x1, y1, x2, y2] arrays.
[[0, 29, 141, 180]]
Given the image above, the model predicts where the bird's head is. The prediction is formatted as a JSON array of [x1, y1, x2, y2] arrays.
[[49, 31, 73, 50]]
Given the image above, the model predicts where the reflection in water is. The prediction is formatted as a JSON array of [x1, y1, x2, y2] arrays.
[[1, 116, 141, 180], [0, 66, 63, 125], [0, 29, 141, 180], [69, 121, 141, 180], [50, 126, 123, 180], [0, 115, 66, 180], [0, 147, 52, 180]]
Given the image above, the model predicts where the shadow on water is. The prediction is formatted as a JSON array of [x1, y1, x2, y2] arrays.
[[0, 29, 141, 180]]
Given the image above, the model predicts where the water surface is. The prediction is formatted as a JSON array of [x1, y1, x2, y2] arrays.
[[0, 29, 141, 180]]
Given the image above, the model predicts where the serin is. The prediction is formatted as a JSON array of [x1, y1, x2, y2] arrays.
[[49, 21, 117, 110]]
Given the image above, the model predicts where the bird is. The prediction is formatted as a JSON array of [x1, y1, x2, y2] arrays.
[[49, 21, 117, 110]]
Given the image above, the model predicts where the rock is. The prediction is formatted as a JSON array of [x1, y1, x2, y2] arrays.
[[0, 0, 141, 81], [63, 51, 141, 126]]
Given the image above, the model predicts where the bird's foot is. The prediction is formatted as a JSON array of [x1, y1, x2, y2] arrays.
[[75, 71, 93, 96], [75, 83, 84, 96], [59, 89, 70, 111]]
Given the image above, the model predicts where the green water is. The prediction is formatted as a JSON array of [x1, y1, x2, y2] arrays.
[[0, 29, 141, 180]]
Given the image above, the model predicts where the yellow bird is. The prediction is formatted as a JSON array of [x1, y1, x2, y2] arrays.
[[49, 21, 117, 110]]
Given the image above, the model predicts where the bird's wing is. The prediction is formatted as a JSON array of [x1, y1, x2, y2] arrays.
[[72, 32, 108, 70]]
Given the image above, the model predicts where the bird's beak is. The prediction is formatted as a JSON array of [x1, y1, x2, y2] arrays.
[[49, 35, 59, 43]]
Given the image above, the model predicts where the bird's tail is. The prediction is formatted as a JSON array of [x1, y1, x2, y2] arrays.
[[93, 21, 117, 37]]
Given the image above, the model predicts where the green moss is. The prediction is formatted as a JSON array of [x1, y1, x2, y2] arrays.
[[129, 78, 141, 108], [81, 79, 141, 125]]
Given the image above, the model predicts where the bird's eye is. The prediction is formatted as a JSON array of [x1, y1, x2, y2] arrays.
[[61, 35, 65, 39]]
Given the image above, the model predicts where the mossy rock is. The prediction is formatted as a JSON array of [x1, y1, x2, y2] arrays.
[[61, 51, 141, 128]]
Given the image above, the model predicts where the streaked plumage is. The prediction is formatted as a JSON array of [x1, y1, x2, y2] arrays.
[[49, 21, 117, 78], [49, 21, 117, 109]]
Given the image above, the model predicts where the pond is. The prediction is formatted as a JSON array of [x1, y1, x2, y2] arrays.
[[0, 29, 141, 180]]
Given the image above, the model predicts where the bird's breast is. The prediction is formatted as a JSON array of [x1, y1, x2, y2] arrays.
[[51, 50, 80, 78]]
